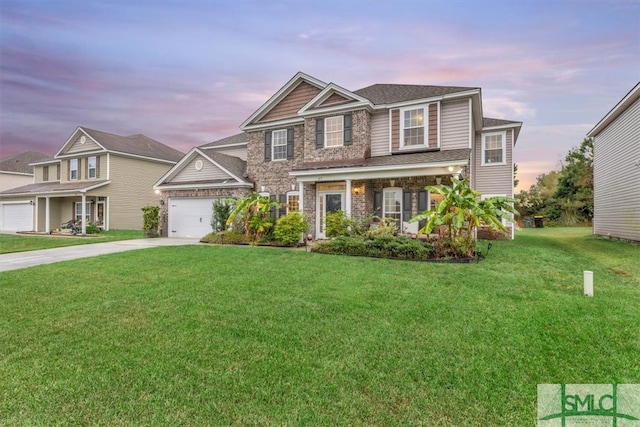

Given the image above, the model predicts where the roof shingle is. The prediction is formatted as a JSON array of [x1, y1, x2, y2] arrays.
[[354, 84, 476, 105], [81, 127, 184, 162], [0, 151, 50, 174]]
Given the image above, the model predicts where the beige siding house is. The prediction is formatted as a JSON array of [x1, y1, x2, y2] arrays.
[[156, 72, 522, 239], [0, 127, 183, 233], [0, 151, 49, 192], [587, 82, 640, 241]]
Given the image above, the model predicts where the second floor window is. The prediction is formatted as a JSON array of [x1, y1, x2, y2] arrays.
[[88, 156, 97, 178], [325, 116, 344, 147], [70, 159, 78, 180], [272, 130, 287, 161], [483, 132, 506, 165], [402, 107, 425, 147]]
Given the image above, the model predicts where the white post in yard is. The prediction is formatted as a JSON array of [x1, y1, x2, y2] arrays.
[[584, 271, 594, 297]]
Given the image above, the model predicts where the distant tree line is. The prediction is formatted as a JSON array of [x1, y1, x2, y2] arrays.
[[516, 137, 593, 225]]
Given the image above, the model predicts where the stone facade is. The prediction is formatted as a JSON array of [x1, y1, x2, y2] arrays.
[[303, 109, 371, 163]]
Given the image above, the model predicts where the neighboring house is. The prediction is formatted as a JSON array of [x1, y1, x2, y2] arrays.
[[0, 127, 183, 233], [0, 151, 49, 192], [587, 82, 640, 242], [156, 72, 522, 239]]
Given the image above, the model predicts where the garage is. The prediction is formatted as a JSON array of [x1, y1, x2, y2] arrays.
[[0, 202, 34, 232], [168, 197, 215, 238]]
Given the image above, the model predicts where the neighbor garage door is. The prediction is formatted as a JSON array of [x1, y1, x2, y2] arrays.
[[168, 198, 215, 238], [0, 202, 34, 232]]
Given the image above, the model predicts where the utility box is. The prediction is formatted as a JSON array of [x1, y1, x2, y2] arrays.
[[524, 217, 533, 228]]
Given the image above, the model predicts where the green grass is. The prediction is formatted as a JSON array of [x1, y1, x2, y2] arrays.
[[0, 230, 144, 254], [1, 228, 638, 426]]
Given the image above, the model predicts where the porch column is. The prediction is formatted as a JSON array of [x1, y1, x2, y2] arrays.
[[299, 181, 304, 213], [345, 179, 352, 218], [45, 197, 50, 232], [81, 193, 87, 234]]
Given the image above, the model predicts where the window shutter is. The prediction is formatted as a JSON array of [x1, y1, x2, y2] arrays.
[[402, 191, 412, 223], [270, 195, 277, 219], [373, 191, 382, 218], [264, 132, 272, 161], [78, 159, 82, 180], [68, 161, 70, 181], [56, 164, 60, 180], [417, 190, 428, 230], [286, 128, 294, 160], [315, 119, 324, 149], [85, 158, 89, 179], [343, 114, 352, 146], [96, 156, 100, 178], [278, 194, 287, 217]]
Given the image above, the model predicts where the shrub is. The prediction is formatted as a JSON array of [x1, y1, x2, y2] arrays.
[[200, 230, 251, 244], [274, 212, 308, 246], [85, 222, 101, 234], [211, 199, 233, 233], [141, 205, 160, 237], [325, 210, 357, 238], [313, 234, 433, 261]]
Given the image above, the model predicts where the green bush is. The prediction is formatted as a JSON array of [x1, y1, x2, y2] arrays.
[[313, 234, 433, 261], [211, 199, 233, 233], [200, 230, 251, 244], [274, 212, 308, 246], [325, 210, 357, 238], [141, 205, 160, 237], [85, 222, 101, 234]]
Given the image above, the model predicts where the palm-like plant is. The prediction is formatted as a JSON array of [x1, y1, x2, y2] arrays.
[[226, 193, 280, 242], [410, 177, 517, 257]]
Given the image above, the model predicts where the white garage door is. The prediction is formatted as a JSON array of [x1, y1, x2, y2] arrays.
[[168, 198, 215, 238], [1, 202, 34, 232]]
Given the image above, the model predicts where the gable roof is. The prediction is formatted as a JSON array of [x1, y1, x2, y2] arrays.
[[587, 82, 640, 137], [0, 151, 49, 174], [354, 84, 477, 105], [56, 127, 184, 163], [199, 132, 247, 149], [483, 117, 522, 128]]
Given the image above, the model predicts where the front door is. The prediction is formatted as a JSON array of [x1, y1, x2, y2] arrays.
[[95, 201, 105, 228], [317, 192, 343, 239]]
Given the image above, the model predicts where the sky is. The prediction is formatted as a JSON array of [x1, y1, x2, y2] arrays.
[[1, 0, 638, 191]]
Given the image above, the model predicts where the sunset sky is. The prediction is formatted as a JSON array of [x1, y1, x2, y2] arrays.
[[1, 0, 638, 190]]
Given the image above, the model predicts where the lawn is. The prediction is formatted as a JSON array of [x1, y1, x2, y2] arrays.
[[0, 230, 144, 254], [1, 228, 638, 426]]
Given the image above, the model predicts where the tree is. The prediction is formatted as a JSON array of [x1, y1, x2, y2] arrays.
[[410, 177, 517, 258], [554, 137, 593, 224], [513, 163, 520, 188]]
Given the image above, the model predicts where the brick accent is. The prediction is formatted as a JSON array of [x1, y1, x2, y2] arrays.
[[303, 109, 371, 163]]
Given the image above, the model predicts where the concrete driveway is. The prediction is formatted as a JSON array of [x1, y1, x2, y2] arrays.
[[0, 238, 201, 273]]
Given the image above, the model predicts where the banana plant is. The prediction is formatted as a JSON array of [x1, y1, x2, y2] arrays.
[[226, 192, 280, 242]]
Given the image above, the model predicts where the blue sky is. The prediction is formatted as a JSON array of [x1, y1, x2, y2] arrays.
[[1, 0, 638, 190]]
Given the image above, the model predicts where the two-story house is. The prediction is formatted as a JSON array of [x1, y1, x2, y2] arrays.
[[155, 72, 522, 239], [0, 127, 183, 233]]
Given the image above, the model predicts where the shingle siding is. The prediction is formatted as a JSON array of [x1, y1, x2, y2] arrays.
[[259, 82, 322, 123], [441, 99, 471, 150], [593, 97, 640, 241]]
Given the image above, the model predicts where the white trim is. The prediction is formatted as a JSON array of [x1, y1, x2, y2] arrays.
[[286, 191, 301, 214], [29, 159, 60, 166], [481, 131, 507, 166], [290, 160, 468, 182], [481, 123, 522, 132], [0, 181, 111, 198], [388, 110, 394, 153], [298, 82, 373, 116], [324, 116, 344, 147], [199, 141, 248, 150], [88, 156, 97, 179], [69, 158, 78, 180], [55, 127, 107, 158], [241, 117, 304, 132], [106, 153, 110, 180], [382, 187, 403, 221], [155, 182, 254, 191], [0, 171, 33, 177], [468, 98, 473, 149], [587, 82, 640, 137], [271, 129, 288, 161]]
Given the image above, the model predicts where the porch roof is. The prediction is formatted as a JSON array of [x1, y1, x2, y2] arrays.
[[290, 149, 470, 182], [0, 180, 111, 197]]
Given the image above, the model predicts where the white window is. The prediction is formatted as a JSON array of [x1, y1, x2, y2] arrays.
[[70, 159, 78, 180], [403, 108, 425, 147], [482, 131, 506, 165], [75, 202, 91, 222], [383, 188, 402, 224], [88, 156, 97, 178], [287, 193, 300, 213], [325, 116, 344, 147], [272, 130, 287, 161]]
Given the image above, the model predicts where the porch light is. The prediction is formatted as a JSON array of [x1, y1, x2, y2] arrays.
[[448, 166, 454, 172]]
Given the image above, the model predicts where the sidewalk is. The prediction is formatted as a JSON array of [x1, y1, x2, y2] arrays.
[[0, 238, 200, 273]]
